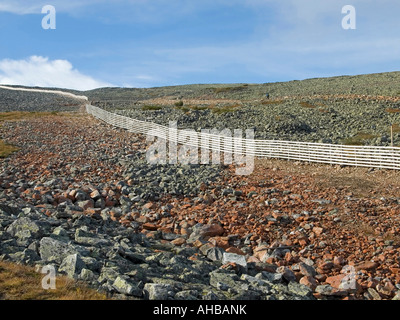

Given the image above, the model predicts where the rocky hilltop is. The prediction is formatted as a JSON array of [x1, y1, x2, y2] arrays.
[[1, 72, 400, 300], [88, 72, 400, 146]]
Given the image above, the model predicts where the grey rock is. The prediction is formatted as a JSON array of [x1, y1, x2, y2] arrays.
[[39, 237, 79, 264], [261, 271, 283, 283], [298, 262, 317, 277], [311, 199, 331, 205], [6, 217, 41, 243], [175, 290, 199, 300], [8, 248, 40, 264], [81, 256, 102, 272], [59, 253, 86, 279], [79, 268, 97, 282], [113, 276, 142, 297], [222, 252, 247, 269], [276, 266, 297, 282], [206, 247, 225, 262], [288, 281, 314, 299], [52, 226, 69, 240], [144, 283, 175, 300], [98, 267, 121, 284], [0, 204, 20, 216], [315, 284, 347, 297], [209, 270, 240, 290], [74, 228, 111, 246], [53, 210, 72, 219]]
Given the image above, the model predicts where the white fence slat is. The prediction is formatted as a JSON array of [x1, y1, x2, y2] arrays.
[[86, 104, 400, 170]]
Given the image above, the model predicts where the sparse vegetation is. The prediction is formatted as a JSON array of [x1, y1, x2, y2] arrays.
[[386, 108, 400, 113], [341, 132, 377, 146], [211, 104, 241, 114], [141, 105, 162, 111], [175, 105, 209, 113], [0, 261, 108, 300], [300, 101, 316, 109], [213, 85, 248, 94], [0, 140, 19, 158], [261, 100, 285, 105], [174, 100, 184, 107], [391, 123, 400, 133], [0, 112, 66, 158], [0, 111, 61, 122]]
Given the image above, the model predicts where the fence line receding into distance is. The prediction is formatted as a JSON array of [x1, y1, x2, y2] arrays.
[[86, 104, 400, 170]]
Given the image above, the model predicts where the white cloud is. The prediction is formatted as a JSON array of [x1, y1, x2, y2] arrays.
[[0, 56, 112, 90]]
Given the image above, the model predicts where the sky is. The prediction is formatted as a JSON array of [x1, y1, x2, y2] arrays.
[[0, 0, 399, 90]]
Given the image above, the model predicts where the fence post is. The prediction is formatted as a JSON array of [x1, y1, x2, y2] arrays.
[[86, 104, 400, 171], [391, 124, 394, 147]]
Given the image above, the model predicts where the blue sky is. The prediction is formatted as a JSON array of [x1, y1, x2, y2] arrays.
[[0, 0, 399, 90]]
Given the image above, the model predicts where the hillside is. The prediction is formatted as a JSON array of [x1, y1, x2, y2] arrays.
[[86, 72, 400, 146], [1, 72, 400, 301]]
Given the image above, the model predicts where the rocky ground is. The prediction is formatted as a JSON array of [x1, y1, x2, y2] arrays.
[[101, 96, 400, 145], [87, 72, 400, 146], [1, 107, 400, 300], [0, 87, 82, 112]]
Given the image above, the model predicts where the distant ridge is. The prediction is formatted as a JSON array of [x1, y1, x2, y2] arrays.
[[0, 85, 88, 101]]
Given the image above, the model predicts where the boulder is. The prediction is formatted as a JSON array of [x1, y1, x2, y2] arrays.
[[144, 283, 175, 300], [113, 276, 142, 297], [59, 253, 86, 278], [39, 237, 78, 264]]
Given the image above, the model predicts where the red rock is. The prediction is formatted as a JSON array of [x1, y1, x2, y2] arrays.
[[193, 239, 206, 248], [253, 245, 270, 260], [159, 226, 173, 234], [68, 189, 77, 200], [120, 219, 131, 227], [208, 237, 230, 250], [284, 251, 294, 263], [326, 274, 346, 289], [226, 247, 246, 255], [366, 278, 379, 288], [298, 238, 309, 247], [32, 193, 41, 200], [247, 256, 261, 263], [142, 223, 158, 231], [313, 227, 324, 237], [55, 195, 68, 204], [199, 224, 225, 238], [143, 202, 155, 210], [180, 228, 190, 236], [105, 199, 116, 207], [354, 261, 379, 272], [294, 271, 303, 282], [78, 199, 94, 210], [171, 238, 186, 246], [334, 256, 346, 266], [90, 189, 101, 200], [135, 216, 148, 224], [376, 284, 394, 297], [319, 261, 334, 270], [109, 211, 120, 221], [315, 274, 327, 282], [85, 208, 101, 215], [300, 276, 318, 291], [264, 257, 277, 264]]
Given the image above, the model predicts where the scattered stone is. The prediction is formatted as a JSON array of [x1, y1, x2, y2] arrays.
[[222, 252, 247, 269], [113, 276, 142, 297], [144, 283, 175, 300], [59, 253, 86, 279]]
